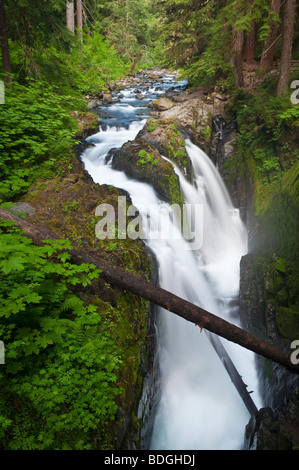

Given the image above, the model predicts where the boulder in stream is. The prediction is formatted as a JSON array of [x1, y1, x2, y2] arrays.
[[112, 138, 184, 207]]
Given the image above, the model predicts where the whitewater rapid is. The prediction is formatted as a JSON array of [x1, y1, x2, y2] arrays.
[[80, 74, 262, 450]]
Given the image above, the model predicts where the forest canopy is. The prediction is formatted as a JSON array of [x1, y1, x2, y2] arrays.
[[1, 0, 299, 93]]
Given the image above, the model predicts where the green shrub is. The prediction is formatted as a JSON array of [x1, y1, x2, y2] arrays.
[[0, 80, 83, 202], [0, 221, 122, 450]]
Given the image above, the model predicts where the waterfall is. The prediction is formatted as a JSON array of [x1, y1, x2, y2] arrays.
[[149, 141, 262, 450], [80, 72, 262, 450]]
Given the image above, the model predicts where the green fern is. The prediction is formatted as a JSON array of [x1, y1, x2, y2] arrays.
[[0, 221, 122, 450]]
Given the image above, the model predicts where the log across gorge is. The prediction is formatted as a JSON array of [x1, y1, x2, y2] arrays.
[[0, 207, 297, 375]]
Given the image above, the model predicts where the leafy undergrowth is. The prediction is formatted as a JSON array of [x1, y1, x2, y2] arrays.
[[0, 155, 153, 449], [0, 80, 86, 204], [0, 221, 124, 450]]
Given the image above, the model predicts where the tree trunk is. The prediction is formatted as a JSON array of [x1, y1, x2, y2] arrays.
[[66, 0, 75, 33], [261, 0, 281, 69], [232, 28, 245, 88], [277, 0, 296, 96], [243, 23, 256, 64], [0, 0, 12, 83], [128, 51, 142, 74], [76, 0, 83, 41], [0, 208, 298, 373], [295, 11, 299, 58]]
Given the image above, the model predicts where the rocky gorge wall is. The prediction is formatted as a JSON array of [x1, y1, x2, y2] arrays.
[[202, 95, 299, 450], [141, 77, 299, 449]]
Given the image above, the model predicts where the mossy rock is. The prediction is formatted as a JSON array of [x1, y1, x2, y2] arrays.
[[112, 138, 184, 206], [275, 257, 287, 274], [276, 306, 299, 342], [71, 111, 99, 139], [138, 117, 192, 181]]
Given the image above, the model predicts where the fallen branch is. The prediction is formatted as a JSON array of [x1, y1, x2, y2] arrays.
[[1, 208, 298, 373]]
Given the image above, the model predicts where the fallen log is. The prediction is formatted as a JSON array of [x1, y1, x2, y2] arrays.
[[205, 331, 258, 415], [0, 208, 298, 373]]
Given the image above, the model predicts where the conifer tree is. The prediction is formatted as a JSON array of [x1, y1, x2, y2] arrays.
[[76, 0, 83, 40], [66, 0, 75, 33], [103, 0, 154, 71]]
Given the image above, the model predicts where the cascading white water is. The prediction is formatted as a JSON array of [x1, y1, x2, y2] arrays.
[[149, 142, 262, 450], [80, 73, 262, 450]]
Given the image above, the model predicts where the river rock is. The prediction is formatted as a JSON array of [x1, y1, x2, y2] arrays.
[[71, 111, 99, 140], [149, 97, 175, 111], [135, 93, 145, 100], [87, 99, 98, 109], [102, 93, 114, 104]]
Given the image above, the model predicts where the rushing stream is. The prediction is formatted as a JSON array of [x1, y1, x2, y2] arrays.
[[80, 71, 262, 450]]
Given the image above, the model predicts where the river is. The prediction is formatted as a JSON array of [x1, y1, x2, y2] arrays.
[[80, 70, 262, 450]]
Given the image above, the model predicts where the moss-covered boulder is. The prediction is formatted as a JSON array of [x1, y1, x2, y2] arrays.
[[112, 138, 184, 207], [71, 111, 99, 140], [137, 117, 192, 181]]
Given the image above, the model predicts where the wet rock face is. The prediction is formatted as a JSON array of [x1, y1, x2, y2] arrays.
[[239, 253, 299, 449], [244, 398, 299, 450], [244, 407, 293, 450], [240, 254, 299, 398]]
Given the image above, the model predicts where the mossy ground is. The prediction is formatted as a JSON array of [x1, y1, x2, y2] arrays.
[[17, 152, 153, 449]]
